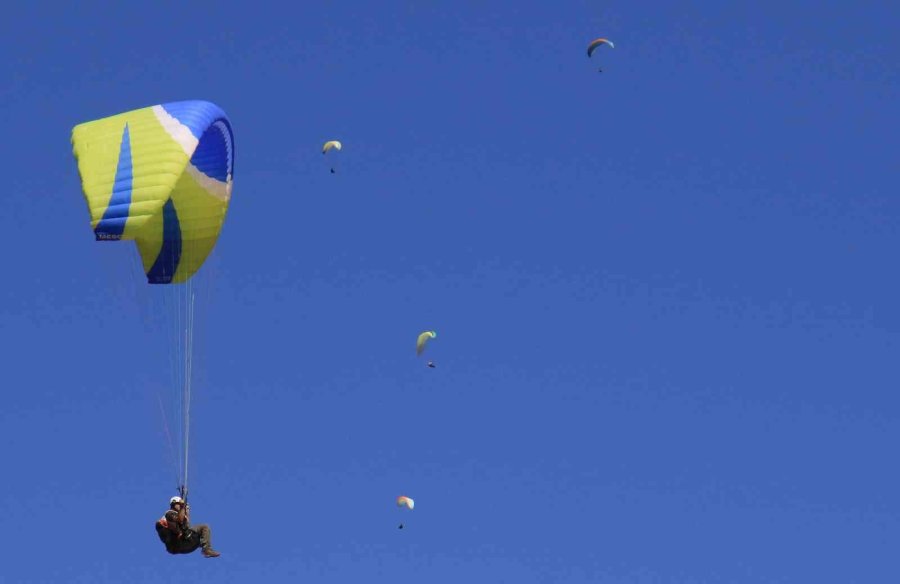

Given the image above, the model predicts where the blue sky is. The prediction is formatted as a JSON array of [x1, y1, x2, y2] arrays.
[[1, 1, 898, 582]]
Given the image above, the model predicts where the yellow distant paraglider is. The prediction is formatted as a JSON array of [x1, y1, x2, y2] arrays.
[[322, 140, 342, 174]]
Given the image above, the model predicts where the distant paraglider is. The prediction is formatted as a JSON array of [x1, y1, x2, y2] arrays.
[[587, 38, 615, 72], [322, 140, 342, 173], [397, 495, 414, 529], [417, 330, 437, 367]]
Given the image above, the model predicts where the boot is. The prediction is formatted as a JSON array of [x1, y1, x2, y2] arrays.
[[202, 548, 221, 558]]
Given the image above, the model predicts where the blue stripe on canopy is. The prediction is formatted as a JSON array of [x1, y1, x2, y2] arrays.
[[191, 123, 231, 182], [146, 198, 183, 284], [94, 124, 133, 240]]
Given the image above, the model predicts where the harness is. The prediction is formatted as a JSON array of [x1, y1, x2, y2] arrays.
[[159, 513, 192, 540]]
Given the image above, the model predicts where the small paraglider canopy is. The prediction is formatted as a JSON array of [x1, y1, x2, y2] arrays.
[[416, 331, 436, 356], [586, 38, 615, 57], [322, 140, 342, 154]]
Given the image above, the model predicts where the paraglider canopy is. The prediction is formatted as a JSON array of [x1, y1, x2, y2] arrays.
[[71, 100, 234, 284], [322, 140, 342, 154], [586, 38, 615, 57], [416, 330, 437, 356]]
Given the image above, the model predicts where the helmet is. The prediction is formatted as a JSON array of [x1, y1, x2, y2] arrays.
[[170, 496, 185, 506]]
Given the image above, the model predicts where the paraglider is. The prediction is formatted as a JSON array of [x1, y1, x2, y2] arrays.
[[397, 495, 414, 529], [586, 38, 615, 72], [72, 100, 234, 553], [416, 330, 437, 367], [322, 140, 342, 173]]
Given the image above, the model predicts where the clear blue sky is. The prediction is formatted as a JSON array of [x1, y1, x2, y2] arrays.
[[1, 1, 898, 582]]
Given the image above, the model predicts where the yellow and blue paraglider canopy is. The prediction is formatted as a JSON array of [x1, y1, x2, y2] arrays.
[[71, 100, 234, 284]]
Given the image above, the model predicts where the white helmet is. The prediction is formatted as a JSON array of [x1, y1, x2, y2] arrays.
[[170, 496, 185, 506]]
